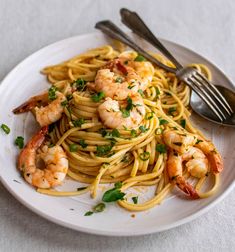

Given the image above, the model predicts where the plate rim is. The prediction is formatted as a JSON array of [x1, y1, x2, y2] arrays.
[[0, 32, 234, 236]]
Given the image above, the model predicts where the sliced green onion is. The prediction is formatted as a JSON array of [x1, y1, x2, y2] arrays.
[[155, 127, 163, 135], [1, 124, 10, 134], [139, 151, 150, 161], [15, 136, 24, 149], [145, 112, 154, 120]]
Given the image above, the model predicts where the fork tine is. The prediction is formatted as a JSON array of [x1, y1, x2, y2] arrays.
[[187, 78, 226, 121], [195, 71, 233, 114]]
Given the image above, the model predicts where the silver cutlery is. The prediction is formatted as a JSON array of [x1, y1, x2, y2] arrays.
[[95, 9, 235, 127]]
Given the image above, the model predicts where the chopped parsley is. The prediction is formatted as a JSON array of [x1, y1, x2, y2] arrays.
[[1, 124, 10, 134], [84, 211, 93, 216], [155, 87, 161, 96], [139, 125, 148, 133], [159, 118, 169, 125], [139, 151, 150, 161], [131, 129, 137, 137], [156, 144, 167, 154], [79, 139, 88, 148], [132, 196, 138, 204], [196, 139, 203, 144], [99, 128, 120, 138], [73, 78, 87, 91], [121, 109, 130, 118], [91, 91, 105, 102], [72, 118, 85, 127], [138, 89, 144, 97], [180, 119, 186, 129], [126, 97, 133, 111], [48, 86, 57, 101], [168, 107, 177, 115], [61, 100, 68, 107], [69, 144, 78, 152], [102, 182, 125, 202], [96, 143, 114, 157], [134, 54, 146, 62], [15, 136, 24, 149]]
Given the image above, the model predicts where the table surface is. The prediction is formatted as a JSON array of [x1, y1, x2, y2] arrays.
[[0, 0, 235, 251]]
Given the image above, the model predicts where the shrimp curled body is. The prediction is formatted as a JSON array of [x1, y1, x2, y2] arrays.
[[18, 126, 68, 188], [98, 93, 145, 129], [163, 131, 223, 199]]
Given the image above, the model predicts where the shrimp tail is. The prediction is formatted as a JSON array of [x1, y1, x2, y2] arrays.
[[175, 176, 199, 199], [208, 153, 223, 173], [18, 126, 48, 171], [13, 93, 48, 114]]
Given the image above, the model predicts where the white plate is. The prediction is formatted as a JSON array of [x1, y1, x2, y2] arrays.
[[0, 32, 234, 236]]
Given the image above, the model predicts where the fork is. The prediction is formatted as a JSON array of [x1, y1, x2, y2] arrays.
[[95, 12, 233, 122]]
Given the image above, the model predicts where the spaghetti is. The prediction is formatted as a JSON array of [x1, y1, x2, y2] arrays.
[[23, 45, 220, 211]]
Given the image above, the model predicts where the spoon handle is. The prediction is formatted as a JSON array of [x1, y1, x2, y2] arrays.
[[120, 8, 183, 70], [95, 20, 177, 73]]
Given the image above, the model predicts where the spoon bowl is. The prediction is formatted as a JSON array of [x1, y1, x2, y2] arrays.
[[190, 85, 235, 127]]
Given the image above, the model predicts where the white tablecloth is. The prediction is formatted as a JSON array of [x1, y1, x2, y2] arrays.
[[0, 0, 235, 251]]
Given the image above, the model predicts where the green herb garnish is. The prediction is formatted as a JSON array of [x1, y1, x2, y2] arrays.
[[196, 139, 203, 144], [84, 211, 93, 216], [74, 78, 87, 91], [69, 144, 78, 152], [139, 151, 150, 161], [93, 203, 106, 213], [102, 182, 125, 202], [159, 118, 169, 125], [79, 139, 88, 148], [72, 118, 85, 127], [180, 119, 186, 129], [91, 91, 105, 102], [61, 100, 68, 107], [156, 144, 167, 154], [96, 144, 114, 157], [121, 109, 130, 118], [138, 89, 144, 97], [145, 112, 154, 120], [132, 196, 138, 204], [168, 107, 177, 115], [126, 97, 133, 111], [155, 127, 163, 135], [139, 125, 148, 133], [134, 54, 146, 62], [130, 129, 137, 137], [1, 124, 10, 134], [15, 136, 24, 149], [48, 86, 57, 101]]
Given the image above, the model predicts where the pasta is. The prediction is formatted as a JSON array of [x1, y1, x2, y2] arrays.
[[24, 44, 220, 211]]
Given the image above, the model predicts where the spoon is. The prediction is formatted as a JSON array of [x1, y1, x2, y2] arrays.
[[191, 85, 235, 127]]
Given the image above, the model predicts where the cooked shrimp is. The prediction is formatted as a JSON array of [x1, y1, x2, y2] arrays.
[[120, 56, 154, 90], [195, 137, 223, 173], [88, 57, 154, 100], [13, 90, 66, 127], [98, 93, 145, 129], [18, 126, 68, 188], [164, 130, 223, 199], [163, 130, 197, 153], [167, 150, 199, 199]]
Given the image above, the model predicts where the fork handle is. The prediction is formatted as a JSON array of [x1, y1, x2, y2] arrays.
[[120, 8, 183, 70], [95, 20, 177, 73]]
